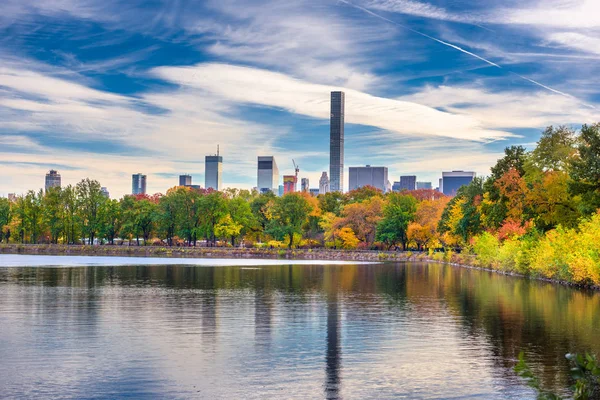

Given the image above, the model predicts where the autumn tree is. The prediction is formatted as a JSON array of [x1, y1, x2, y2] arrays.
[[335, 196, 384, 247], [407, 197, 449, 250], [345, 185, 383, 204]]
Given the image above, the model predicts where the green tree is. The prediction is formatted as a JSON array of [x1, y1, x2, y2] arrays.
[[318, 191, 346, 216], [530, 125, 577, 173], [43, 187, 63, 243], [569, 123, 600, 215], [76, 179, 105, 244], [225, 195, 254, 246], [0, 197, 10, 243], [376, 193, 417, 250], [157, 193, 178, 245], [250, 191, 276, 242], [22, 190, 44, 243], [99, 199, 122, 245], [61, 185, 80, 244], [199, 192, 228, 246], [267, 193, 312, 248]]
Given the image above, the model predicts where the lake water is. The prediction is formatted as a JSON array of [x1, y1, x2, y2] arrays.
[[1, 255, 599, 399]]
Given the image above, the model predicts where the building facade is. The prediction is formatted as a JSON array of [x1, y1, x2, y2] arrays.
[[330, 91, 345, 192], [205, 154, 223, 191], [398, 175, 417, 191], [442, 171, 476, 196], [309, 188, 319, 197], [301, 178, 309, 192], [348, 165, 388, 193], [416, 181, 432, 190], [100, 187, 110, 199], [45, 170, 61, 192], [283, 175, 296, 194], [132, 173, 147, 195], [257, 156, 279, 193], [179, 174, 192, 186], [319, 171, 330, 194]]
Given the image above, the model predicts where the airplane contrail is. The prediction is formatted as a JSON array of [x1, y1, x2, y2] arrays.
[[338, 0, 595, 108]]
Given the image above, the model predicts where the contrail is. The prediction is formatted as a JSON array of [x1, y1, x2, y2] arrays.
[[338, 0, 595, 108]]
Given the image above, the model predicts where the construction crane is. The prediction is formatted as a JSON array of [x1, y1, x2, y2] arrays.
[[292, 159, 299, 183]]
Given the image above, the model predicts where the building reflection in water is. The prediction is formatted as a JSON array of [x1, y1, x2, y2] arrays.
[[254, 290, 272, 350], [325, 283, 341, 399]]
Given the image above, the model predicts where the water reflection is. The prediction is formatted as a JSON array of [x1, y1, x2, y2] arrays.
[[325, 290, 341, 399], [1, 260, 599, 399]]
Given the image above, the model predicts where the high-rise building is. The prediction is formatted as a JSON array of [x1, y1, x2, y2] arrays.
[[398, 175, 417, 191], [309, 188, 319, 197], [257, 156, 279, 193], [439, 178, 443, 193], [179, 174, 192, 186], [319, 171, 330, 194], [442, 171, 476, 196], [348, 165, 388, 193], [132, 173, 147, 195], [8, 193, 17, 202], [101, 187, 110, 199], [301, 178, 309, 192], [283, 175, 296, 194], [330, 91, 344, 192], [205, 147, 223, 191], [417, 181, 432, 190], [45, 170, 61, 192], [278, 185, 284, 197], [392, 181, 401, 192]]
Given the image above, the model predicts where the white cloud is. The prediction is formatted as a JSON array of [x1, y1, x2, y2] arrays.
[[401, 84, 597, 129], [546, 32, 600, 55], [152, 63, 512, 141]]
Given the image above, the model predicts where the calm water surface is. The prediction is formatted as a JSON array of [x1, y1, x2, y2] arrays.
[[1, 255, 599, 399]]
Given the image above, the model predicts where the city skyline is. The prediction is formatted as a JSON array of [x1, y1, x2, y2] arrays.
[[0, 0, 598, 198]]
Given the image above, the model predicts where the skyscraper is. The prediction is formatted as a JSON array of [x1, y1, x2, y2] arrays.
[[257, 156, 279, 193], [205, 147, 223, 191], [416, 181, 432, 190], [179, 174, 192, 186], [132, 173, 147, 195], [348, 165, 388, 193], [101, 187, 110, 198], [319, 171, 330, 194], [301, 178, 309, 192], [442, 171, 476, 196], [330, 91, 344, 192], [399, 175, 417, 191], [45, 170, 61, 192]]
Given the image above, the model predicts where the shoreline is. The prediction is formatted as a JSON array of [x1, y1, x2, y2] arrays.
[[1, 244, 598, 291]]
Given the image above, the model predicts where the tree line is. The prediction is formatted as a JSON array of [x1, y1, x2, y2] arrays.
[[1, 123, 599, 284]]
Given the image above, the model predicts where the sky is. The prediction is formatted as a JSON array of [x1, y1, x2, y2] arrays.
[[0, 0, 598, 198]]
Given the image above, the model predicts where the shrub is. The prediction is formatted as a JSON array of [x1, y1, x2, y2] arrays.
[[472, 232, 500, 268]]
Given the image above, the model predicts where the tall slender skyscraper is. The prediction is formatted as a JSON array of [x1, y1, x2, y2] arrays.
[[132, 173, 147, 195], [330, 91, 344, 192], [205, 146, 223, 191]]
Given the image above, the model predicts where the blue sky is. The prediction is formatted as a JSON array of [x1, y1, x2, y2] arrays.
[[0, 0, 598, 197]]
